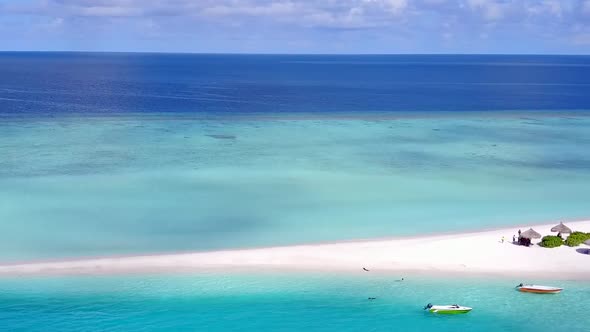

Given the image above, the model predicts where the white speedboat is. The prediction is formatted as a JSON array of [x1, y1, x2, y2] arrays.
[[423, 303, 472, 314], [516, 284, 563, 294]]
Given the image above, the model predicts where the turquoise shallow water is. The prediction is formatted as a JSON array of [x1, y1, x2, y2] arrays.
[[2, 54, 590, 331], [1, 114, 590, 261], [1, 273, 589, 331]]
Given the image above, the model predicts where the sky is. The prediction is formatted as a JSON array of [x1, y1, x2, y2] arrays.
[[0, 0, 589, 54]]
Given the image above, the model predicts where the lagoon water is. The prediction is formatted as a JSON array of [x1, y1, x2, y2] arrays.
[[1, 115, 590, 261], [1, 273, 590, 331], [1, 53, 590, 330]]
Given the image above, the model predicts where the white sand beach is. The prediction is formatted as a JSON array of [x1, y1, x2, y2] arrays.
[[1, 220, 589, 279]]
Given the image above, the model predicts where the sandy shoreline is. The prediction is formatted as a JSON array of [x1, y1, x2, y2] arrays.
[[1, 220, 589, 279]]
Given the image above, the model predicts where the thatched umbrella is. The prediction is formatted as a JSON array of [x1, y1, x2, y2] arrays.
[[550, 222, 572, 234], [520, 228, 542, 239]]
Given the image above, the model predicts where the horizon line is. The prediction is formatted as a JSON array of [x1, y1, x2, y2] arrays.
[[1, 50, 590, 56]]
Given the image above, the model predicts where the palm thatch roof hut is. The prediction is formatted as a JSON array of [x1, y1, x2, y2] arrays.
[[520, 228, 542, 239], [550, 222, 572, 234]]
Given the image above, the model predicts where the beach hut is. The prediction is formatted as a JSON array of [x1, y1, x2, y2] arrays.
[[550, 222, 572, 238], [520, 228, 542, 239], [518, 228, 542, 247]]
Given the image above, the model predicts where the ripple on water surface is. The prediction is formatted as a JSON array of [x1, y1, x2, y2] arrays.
[[0, 115, 590, 261], [0, 274, 589, 331]]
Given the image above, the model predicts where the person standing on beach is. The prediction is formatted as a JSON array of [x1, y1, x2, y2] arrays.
[[518, 229, 521, 236], [501, 236, 505, 243], [513, 235, 516, 242]]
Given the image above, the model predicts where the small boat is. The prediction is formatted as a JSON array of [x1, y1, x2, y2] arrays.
[[423, 303, 472, 314], [516, 284, 563, 294]]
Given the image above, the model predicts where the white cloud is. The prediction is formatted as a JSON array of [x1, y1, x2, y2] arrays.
[[362, 0, 408, 15], [465, 0, 509, 21], [2, 0, 580, 24], [50, 17, 64, 26], [75, 6, 144, 17], [302, 7, 378, 29], [526, 0, 563, 18], [197, 1, 409, 29], [201, 2, 297, 17], [422, 0, 447, 4], [572, 33, 590, 45], [2, 0, 589, 39], [381, 0, 408, 14]]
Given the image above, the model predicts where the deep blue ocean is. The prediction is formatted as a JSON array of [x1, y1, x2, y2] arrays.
[[1, 53, 590, 331], [1, 53, 590, 116]]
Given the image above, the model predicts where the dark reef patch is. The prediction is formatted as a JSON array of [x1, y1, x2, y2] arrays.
[[206, 134, 236, 140]]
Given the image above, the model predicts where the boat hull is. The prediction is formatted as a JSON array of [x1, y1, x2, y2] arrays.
[[518, 288, 562, 294], [428, 308, 472, 314], [426, 305, 472, 314], [516, 285, 563, 294]]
